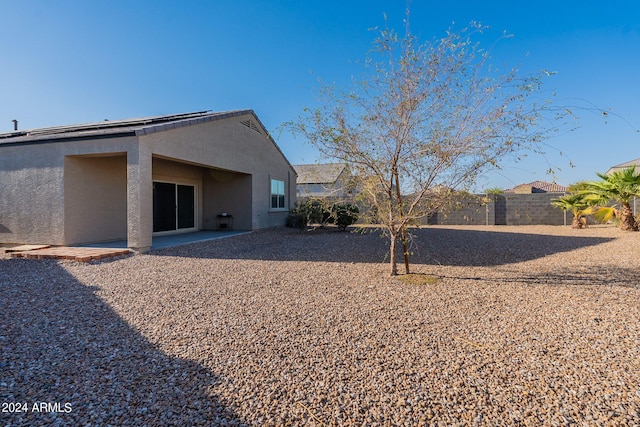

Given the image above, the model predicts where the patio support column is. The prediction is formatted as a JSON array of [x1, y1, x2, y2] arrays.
[[127, 141, 153, 252]]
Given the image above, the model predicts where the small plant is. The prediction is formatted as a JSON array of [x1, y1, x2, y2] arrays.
[[551, 191, 592, 229], [331, 202, 359, 231], [485, 187, 504, 195], [305, 200, 331, 225], [285, 209, 306, 230], [286, 199, 333, 231]]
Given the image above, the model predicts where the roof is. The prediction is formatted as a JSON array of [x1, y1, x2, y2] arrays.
[[293, 163, 348, 184], [0, 110, 252, 145], [0, 109, 297, 174], [606, 158, 640, 175], [504, 181, 567, 193]]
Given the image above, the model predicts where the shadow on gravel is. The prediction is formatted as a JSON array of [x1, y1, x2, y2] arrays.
[[0, 258, 245, 426], [152, 227, 614, 267], [440, 265, 640, 289], [404, 228, 615, 267]]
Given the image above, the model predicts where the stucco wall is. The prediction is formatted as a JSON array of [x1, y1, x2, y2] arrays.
[[143, 112, 296, 229], [203, 170, 252, 230], [153, 156, 204, 181], [126, 139, 153, 251], [0, 143, 65, 245], [64, 155, 127, 244], [1, 136, 138, 246]]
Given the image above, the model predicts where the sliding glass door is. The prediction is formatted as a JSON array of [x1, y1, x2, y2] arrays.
[[153, 182, 196, 233]]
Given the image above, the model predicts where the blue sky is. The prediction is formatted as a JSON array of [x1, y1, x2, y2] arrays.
[[2, 1, 639, 190]]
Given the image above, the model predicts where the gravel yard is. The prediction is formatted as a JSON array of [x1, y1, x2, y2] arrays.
[[1, 225, 639, 426]]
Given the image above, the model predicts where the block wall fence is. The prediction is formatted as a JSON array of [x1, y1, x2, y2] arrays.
[[300, 193, 640, 226], [426, 193, 570, 226]]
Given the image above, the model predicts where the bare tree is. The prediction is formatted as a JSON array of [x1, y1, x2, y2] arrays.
[[289, 15, 570, 275]]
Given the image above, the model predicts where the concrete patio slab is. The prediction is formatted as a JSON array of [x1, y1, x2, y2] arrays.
[[80, 230, 251, 250], [5, 231, 250, 262]]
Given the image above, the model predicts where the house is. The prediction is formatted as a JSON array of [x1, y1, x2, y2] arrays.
[[504, 180, 567, 194], [0, 110, 297, 251], [292, 163, 353, 201], [606, 158, 640, 175]]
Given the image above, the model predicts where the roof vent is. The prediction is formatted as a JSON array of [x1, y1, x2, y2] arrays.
[[240, 118, 262, 134], [12, 119, 18, 131]]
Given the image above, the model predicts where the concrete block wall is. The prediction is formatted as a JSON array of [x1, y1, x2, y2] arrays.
[[427, 194, 490, 225], [498, 193, 566, 225], [426, 193, 567, 226]]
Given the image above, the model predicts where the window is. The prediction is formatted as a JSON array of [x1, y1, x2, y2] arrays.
[[270, 179, 286, 209]]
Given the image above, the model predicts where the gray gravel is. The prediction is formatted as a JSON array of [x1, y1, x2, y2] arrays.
[[1, 225, 639, 426]]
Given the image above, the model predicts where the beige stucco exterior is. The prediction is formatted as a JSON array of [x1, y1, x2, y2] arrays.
[[0, 110, 296, 251]]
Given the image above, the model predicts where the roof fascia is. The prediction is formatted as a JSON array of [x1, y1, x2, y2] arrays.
[[0, 131, 137, 148], [134, 110, 252, 136]]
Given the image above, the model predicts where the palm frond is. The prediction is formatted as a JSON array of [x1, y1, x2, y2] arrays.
[[591, 206, 617, 223]]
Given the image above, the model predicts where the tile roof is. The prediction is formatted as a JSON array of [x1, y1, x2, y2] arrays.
[[293, 163, 348, 184], [504, 180, 567, 193]]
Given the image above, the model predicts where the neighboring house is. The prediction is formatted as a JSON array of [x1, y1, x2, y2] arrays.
[[292, 163, 353, 201], [606, 158, 640, 175], [0, 110, 296, 251], [504, 181, 567, 194]]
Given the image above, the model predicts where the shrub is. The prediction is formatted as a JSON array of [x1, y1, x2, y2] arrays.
[[286, 200, 332, 230], [287, 200, 359, 231], [331, 202, 359, 231], [305, 200, 331, 225], [286, 211, 306, 229]]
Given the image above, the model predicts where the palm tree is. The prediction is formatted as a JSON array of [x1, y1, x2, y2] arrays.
[[551, 192, 591, 229], [580, 166, 640, 231]]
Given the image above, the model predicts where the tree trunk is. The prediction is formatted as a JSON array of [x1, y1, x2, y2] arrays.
[[400, 225, 410, 274], [571, 215, 587, 229], [389, 233, 398, 275], [619, 203, 638, 231], [393, 169, 410, 274]]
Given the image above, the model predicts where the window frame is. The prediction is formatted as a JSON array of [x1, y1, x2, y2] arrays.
[[270, 178, 286, 211]]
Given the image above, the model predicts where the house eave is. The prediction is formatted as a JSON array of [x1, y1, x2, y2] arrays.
[[0, 110, 253, 147], [0, 131, 138, 147]]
